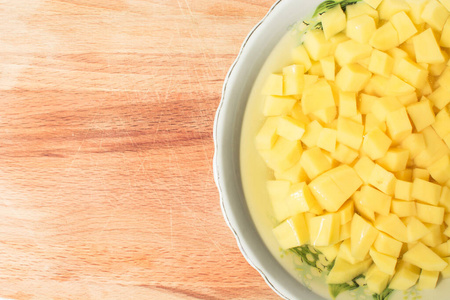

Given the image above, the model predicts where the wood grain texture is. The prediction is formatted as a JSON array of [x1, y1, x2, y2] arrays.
[[0, 0, 281, 299]]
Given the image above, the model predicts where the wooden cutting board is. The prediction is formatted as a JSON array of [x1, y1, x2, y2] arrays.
[[0, 0, 279, 299]]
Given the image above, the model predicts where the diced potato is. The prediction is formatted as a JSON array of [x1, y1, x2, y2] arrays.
[[412, 178, 442, 205], [274, 159, 309, 184], [339, 91, 357, 117], [391, 199, 416, 217], [395, 169, 412, 181], [263, 95, 297, 116], [320, 56, 335, 81], [347, 2, 380, 21], [416, 202, 445, 224], [417, 270, 440, 290], [359, 93, 378, 114], [407, 98, 436, 132], [327, 256, 372, 284], [335, 63, 372, 93], [369, 163, 397, 195], [386, 75, 416, 96], [267, 180, 291, 222], [401, 133, 426, 159], [374, 231, 403, 257], [403, 242, 448, 271], [404, 216, 429, 242], [351, 213, 379, 260], [353, 156, 376, 184], [421, 223, 444, 247], [285, 182, 323, 215], [376, 148, 409, 172], [363, 75, 389, 96], [428, 155, 450, 184], [282, 64, 305, 96], [395, 180, 413, 201], [276, 116, 306, 141], [442, 257, 450, 278], [386, 107, 412, 143], [428, 86, 450, 110], [353, 191, 376, 221], [273, 213, 309, 249], [432, 240, 450, 257], [441, 18, 450, 47], [439, 0, 450, 11], [365, 113, 387, 134], [303, 29, 332, 61], [374, 213, 408, 242], [363, 0, 383, 9], [291, 45, 312, 71], [369, 22, 400, 51], [331, 143, 359, 164], [369, 247, 397, 275], [412, 28, 445, 64], [371, 96, 403, 122], [361, 185, 392, 216], [378, 0, 411, 20], [301, 120, 323, 148], [317, 128, 337, 153], [255, 117, 278, 150], [366, 264, 391, 294], [337, 238, 360, 263], [397, 92, 417, 106], [316, 243, 341, 262], [389, 261, 420, 290], [320, 4, 347, 40], [390, 11, 417, 43], [420, 0, 449, 31], [263, 137, 302, 173], [440, 187, 450, 212], [300, 147, 332, 180], [337, 117, 365, 150], [301, 79, 335, 115], [368, 49, 394, 77], [363, 128, 392, 160], [432, 108, 450, 139], [262, 73, 284, 95], [393, 58, 428, 89], [346, 14, 377, 44], [309, 213, 341, 246]]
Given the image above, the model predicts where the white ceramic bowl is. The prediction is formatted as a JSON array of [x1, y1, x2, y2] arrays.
[[213, 0, 324, 299]]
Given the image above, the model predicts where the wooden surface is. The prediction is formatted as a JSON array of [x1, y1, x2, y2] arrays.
[[0, 0, 280, 299]]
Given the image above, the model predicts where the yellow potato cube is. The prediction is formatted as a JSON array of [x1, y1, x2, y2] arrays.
[[291, 44, 312, 71], [300, 147, 332, 180], [263, 95, 297, 116], [369, 22, 400, 51], [363, 128, 392, 160], [439, 0, 450, 11], [389, 261, 420, 290], [320, 4, 347, 40], [272, 213, 309, 249], [416, 202, 445, 225], [274, 159, 309, 184], [327, 256, 372, 284], [310, 106, 337, 124], [346, 14, 377, 44], [390, 11, 418, 43], [301, 79, 335, 115], [263, 137, 302, 173], [255, 117, 278, 150], [337, 238, 360, 263], [337, 200, 354, 225], [303, 29, 332, 61], [340, 221, 352, 241], [331, 143, 359, 164], [266, 180, 291, 222], [395, 180, 413, 201], [282, 64, 305, 96], [335, 63, 372, 92], [378, 0, 411, 20], [354, 156, 376, 183], [391, 199, 416, 217], [366, 264, 391, 294], [308, 61, 324, 77], [395, 169, 412, 181], [364, 113, 387, 134], [412, 168, 430, 181], [277, 116, 306, 141], [440, 186, 450, 212], [320, 56, 335, 81], [421, 223, 444, 247], [417, 270, 440, 290], [386, 107, 412, 143], [437, 66, 450, 90], [262, 73, 284, 95], [403, 242, 448, 271], [403, 216, 429, 242], [361, 185, 392, 216], [432, 240, 450, 257], [363, 0, 383, 9], [368, 49, 394, 77], [376, 148, 409, 172], [301, 120, 323, 148], [393, 57, 428, 89], [315, 243, 341, 262], [421, 0, 449, 31], [386, 75, 416, 96], [339, 91, 357, 117], [359, 93, 378, 114], [371, 96, 403, 122], [412, 178, 442, 206], [317, 128, 337, 153], [369, 163, 397, 195], [346, 2, 379, 21], [440, 18, 450, 47], [407, 98, 436, 132], [432, 108, 450, 139], [351, 213, 379, 260], [285, 182, 323, 215], [374, 231, 403, 257], [289, 102, 311, 124], [428, 86, 450, 110], [442, 257, 450, 278], [337, 117, 364, 150], [401, 133, 426, 159], [428, 155, 450, 184], [363, 75, 389, 96], [413, 28, 445, 64], [353, 191, 376, 221], [397, 92, 417, 106], [309, 213, 340, 246], [370, 247, 397, 275], [374, 213, 408, 242]]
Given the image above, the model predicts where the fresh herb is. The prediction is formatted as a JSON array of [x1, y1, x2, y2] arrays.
[[290, 245, 324, 270], [312, 0, 363, 17], [372, 288, 394, 300]]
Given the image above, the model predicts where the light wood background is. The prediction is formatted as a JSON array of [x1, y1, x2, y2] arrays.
[[0, 0, 280, 299]]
